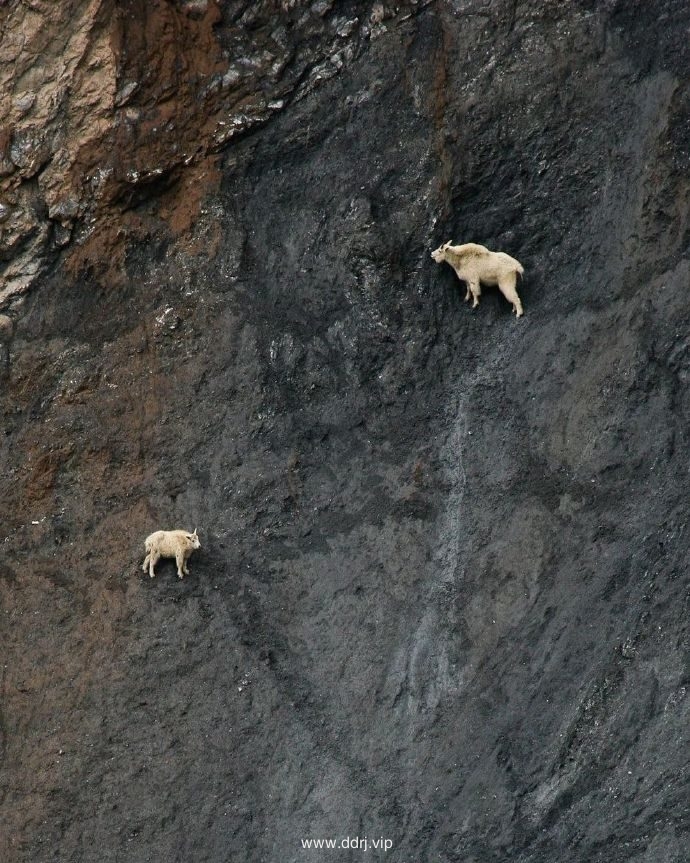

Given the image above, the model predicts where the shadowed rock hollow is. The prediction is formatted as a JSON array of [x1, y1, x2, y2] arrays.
[[1, 2, 689, 861]]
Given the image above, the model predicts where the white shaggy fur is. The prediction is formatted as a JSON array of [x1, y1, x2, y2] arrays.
[[431, 241, 525, 317], [142, 529, 200, 579]]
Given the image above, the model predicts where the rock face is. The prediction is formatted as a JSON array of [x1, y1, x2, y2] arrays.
[[1, 1, 689, 861]]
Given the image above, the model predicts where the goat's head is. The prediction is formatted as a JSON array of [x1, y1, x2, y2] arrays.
[[431, 242, 452, 263], [187, 529, 201, 550]]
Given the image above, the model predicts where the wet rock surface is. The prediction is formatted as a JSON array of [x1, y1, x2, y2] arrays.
[[1, 2, 689, 861]]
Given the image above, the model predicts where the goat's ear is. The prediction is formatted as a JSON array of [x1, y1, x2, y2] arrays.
[[193, 528, 198, 536]]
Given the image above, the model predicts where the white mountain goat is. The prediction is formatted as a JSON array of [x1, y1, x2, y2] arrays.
[[431, 241, 525, 317], [142, 529, 200, 579]]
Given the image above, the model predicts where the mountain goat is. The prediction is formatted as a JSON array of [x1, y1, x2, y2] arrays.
[[142, 529, 200, 579], [431, 241, 525, 317]]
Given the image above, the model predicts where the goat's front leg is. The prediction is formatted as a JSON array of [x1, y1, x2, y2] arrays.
[[175, 552, 186, 578], [468, 281, 481, 309], [148, 552, 160, 578]]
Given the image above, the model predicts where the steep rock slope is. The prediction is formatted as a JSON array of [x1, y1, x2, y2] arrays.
[[1, 2, 689, 862]]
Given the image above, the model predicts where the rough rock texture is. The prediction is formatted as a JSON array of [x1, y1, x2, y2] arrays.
[[1, 1, 689, 861]]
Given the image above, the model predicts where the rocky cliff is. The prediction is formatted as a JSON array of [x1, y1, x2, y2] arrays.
[[1, 2, 689, 861]]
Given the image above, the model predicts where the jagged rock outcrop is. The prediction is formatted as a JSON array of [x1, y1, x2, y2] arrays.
[[0, 0, 419, 304], [1, 2, 689, 862]]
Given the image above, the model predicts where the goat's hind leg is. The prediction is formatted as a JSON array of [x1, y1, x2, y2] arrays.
[[498, 273, 524, 317]]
